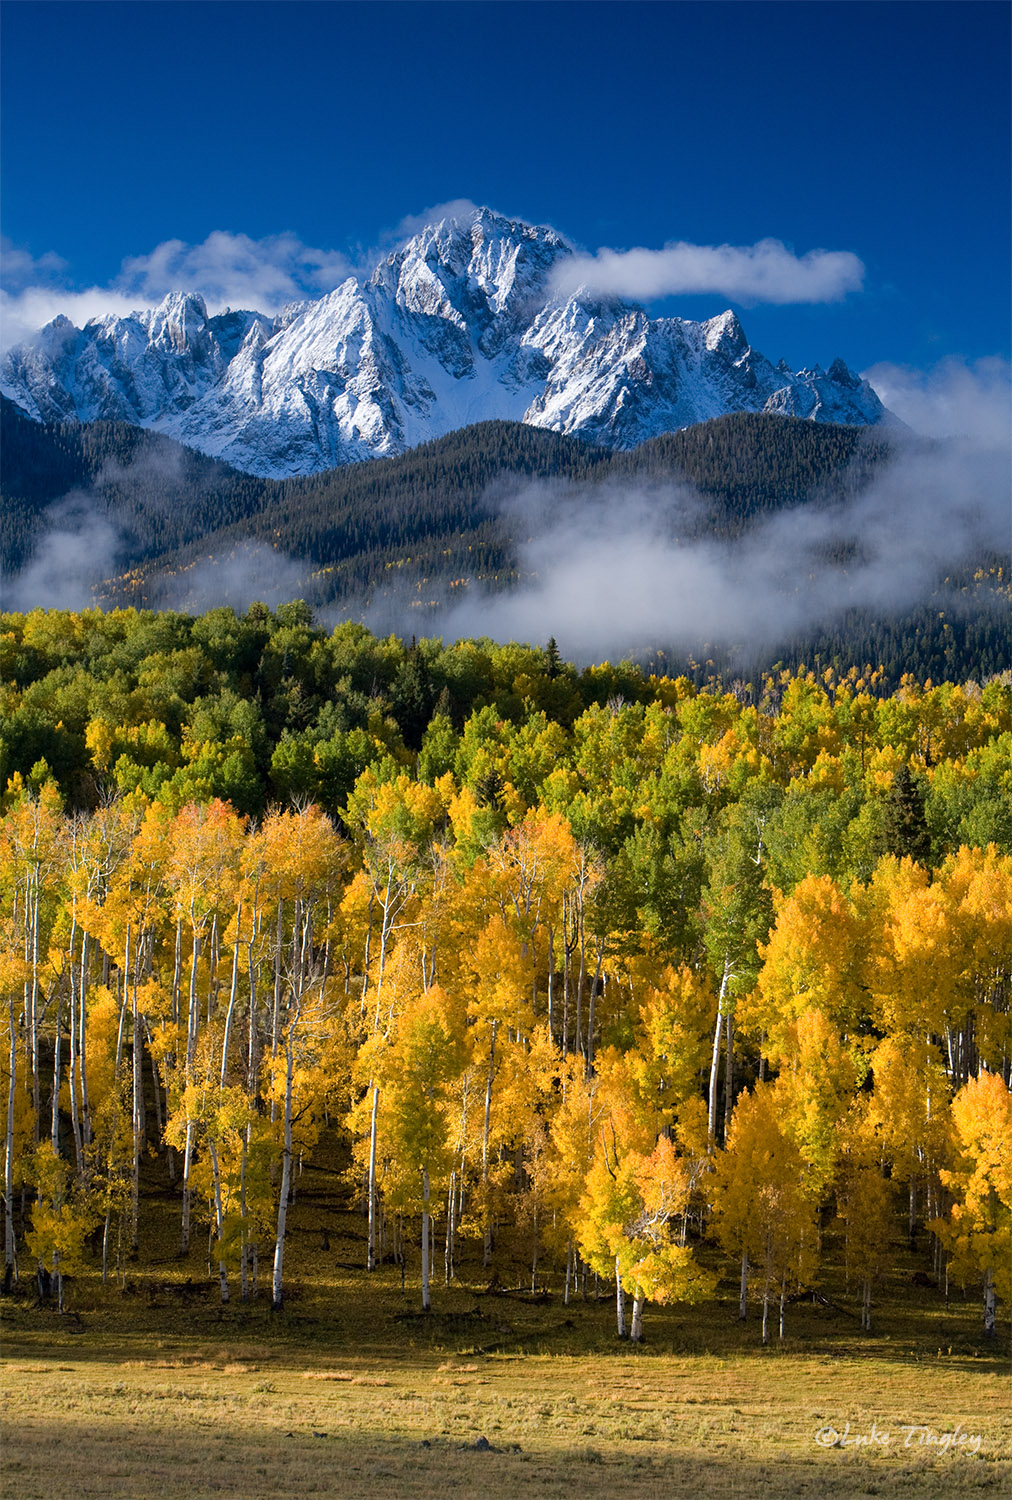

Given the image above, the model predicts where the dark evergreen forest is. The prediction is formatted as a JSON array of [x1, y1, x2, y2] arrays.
[[2, 397, 1008, 686]]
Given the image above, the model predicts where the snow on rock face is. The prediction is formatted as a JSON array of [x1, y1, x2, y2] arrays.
[[0, 207, 888, 475]]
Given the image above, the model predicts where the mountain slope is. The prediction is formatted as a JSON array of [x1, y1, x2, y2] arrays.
[[1, 208, 887, 476], [1, 395, 894, 599]]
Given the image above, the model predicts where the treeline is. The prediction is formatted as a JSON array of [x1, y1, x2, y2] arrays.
[[6, 398, 1008, 683], [3, 401, 892, 587], [0, 397, 270, 575], [1, 622, 1009, 1337], [4, 606, 1012, 855]]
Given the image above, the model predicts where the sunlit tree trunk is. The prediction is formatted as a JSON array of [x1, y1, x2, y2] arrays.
[[481, 1019, 497, 1267], [209, 1141, 230, 1305], [4, 996, 17, 1282], [707, 959, 732, 1145], [272, 1027, 295, 1311], [367, 1084, 379, 1272], [630, 1292, 646, 1342], [421, 1167, 431, 1312]]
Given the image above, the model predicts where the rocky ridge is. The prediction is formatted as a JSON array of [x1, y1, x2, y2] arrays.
[[1, 207, 887, 476]]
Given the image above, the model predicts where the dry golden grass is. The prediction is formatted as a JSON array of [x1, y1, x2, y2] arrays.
[[2, 1145, 1009, 1498]]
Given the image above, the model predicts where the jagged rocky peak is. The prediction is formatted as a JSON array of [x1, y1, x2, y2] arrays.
[[376, 206, 572, 349], [703, 309, 749, 356], [144, 290, 209, 351], [0, 205, 890, 475]]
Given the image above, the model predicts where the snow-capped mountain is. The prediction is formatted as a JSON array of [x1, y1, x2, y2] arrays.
[[0, 208, 888, 477]]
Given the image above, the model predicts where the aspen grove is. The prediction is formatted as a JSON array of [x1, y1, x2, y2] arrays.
[[1, 609, 1010, 1343]]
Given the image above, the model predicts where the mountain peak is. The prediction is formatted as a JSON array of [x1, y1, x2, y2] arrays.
[[0, 210, 889, 475], [703, 309, 748, 354]]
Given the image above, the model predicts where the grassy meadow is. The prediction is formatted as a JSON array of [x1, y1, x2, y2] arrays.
[[2, 1138, 1008, 1500]]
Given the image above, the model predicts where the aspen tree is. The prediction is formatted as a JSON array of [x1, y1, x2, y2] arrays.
[[166, 801, 245, 1252], [577, 1133, 714, 1341], [25, 1142, 93, 1312], [712, 1082, 819, 1342], [375, 985, 465, 1309], [835, 1101, 896, 1330], [936, 1072, 1012, 1337]]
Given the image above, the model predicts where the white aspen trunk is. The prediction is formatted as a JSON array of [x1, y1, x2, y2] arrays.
[[367, 1084, 379, 1271], [240, 1127, 249, 1302], [761, 1290, 769, 1345], [531, 1202, 538, 1293], [630, 1293, 645, 1342], [585, 951, 602, 1077], [616, 1259, 627, 1338], [739, 1251, 748, 1320], [359, 894, 374, 1013], [421, 1167, 431, 1312], [220, 908, 241, 1089], [983, 1268, 996, 1337], [131, 947, 143, 1252], [28, 871, 41, 1140], [269, 903, 284, 1134], [247, 936, 259, 1095], [50, 993, 61, 1151], [271, 1033, 295, 1311], [561, 896, 571, 1057], [445, 1170, 455, 1285], [67, 915, 83, 1177], [181, 928, 200, 1252], [171, 918, 182, 1030], [78, 929, 92, 1152], [779, 1276, 787, 1340], [723, 1009, 735, 1138], [4, 997, 17, 1280], [707, 958, 731, 1145], [481, 1019, 497, 1268], [575, 898, 587, 1061], [209, 1142, 229, 1304], [181, 1120, 194, 1254]]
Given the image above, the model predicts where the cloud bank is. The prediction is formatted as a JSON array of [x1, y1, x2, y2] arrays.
[[347, 358, 1009, 666], [0, 230, 353, 351], [550, 237, 865, 305], [2, 493, 121, 612], [429, 438, 1004, 666], [1, 215, 870, 355], [862, 356, 1012, 445]]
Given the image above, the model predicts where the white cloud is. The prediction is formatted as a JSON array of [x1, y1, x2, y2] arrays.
[[1, 493, 120, 611], [152, 540, 313, 614], [389, 199, 483, 241], [862, 356, 1012, 445], [430, 424, 1007, 665], [119, 230, 351, 312], [0, 237, 68, 288], [550, 237, 865, 306], [0, 285, 141, 350], [0, 230, 354, 351]]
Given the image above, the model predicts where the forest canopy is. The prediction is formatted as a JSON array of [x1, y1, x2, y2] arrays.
[[1, 606, 1009, 1337]]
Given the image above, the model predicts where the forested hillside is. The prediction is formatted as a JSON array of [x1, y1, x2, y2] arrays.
[[6, 398, 1008, 682], [2, 400, 888, 585], [2, 608, 1009, 1336]]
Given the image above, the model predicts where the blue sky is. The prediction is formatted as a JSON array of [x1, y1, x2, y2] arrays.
[[2, 0, 1009, 382]]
